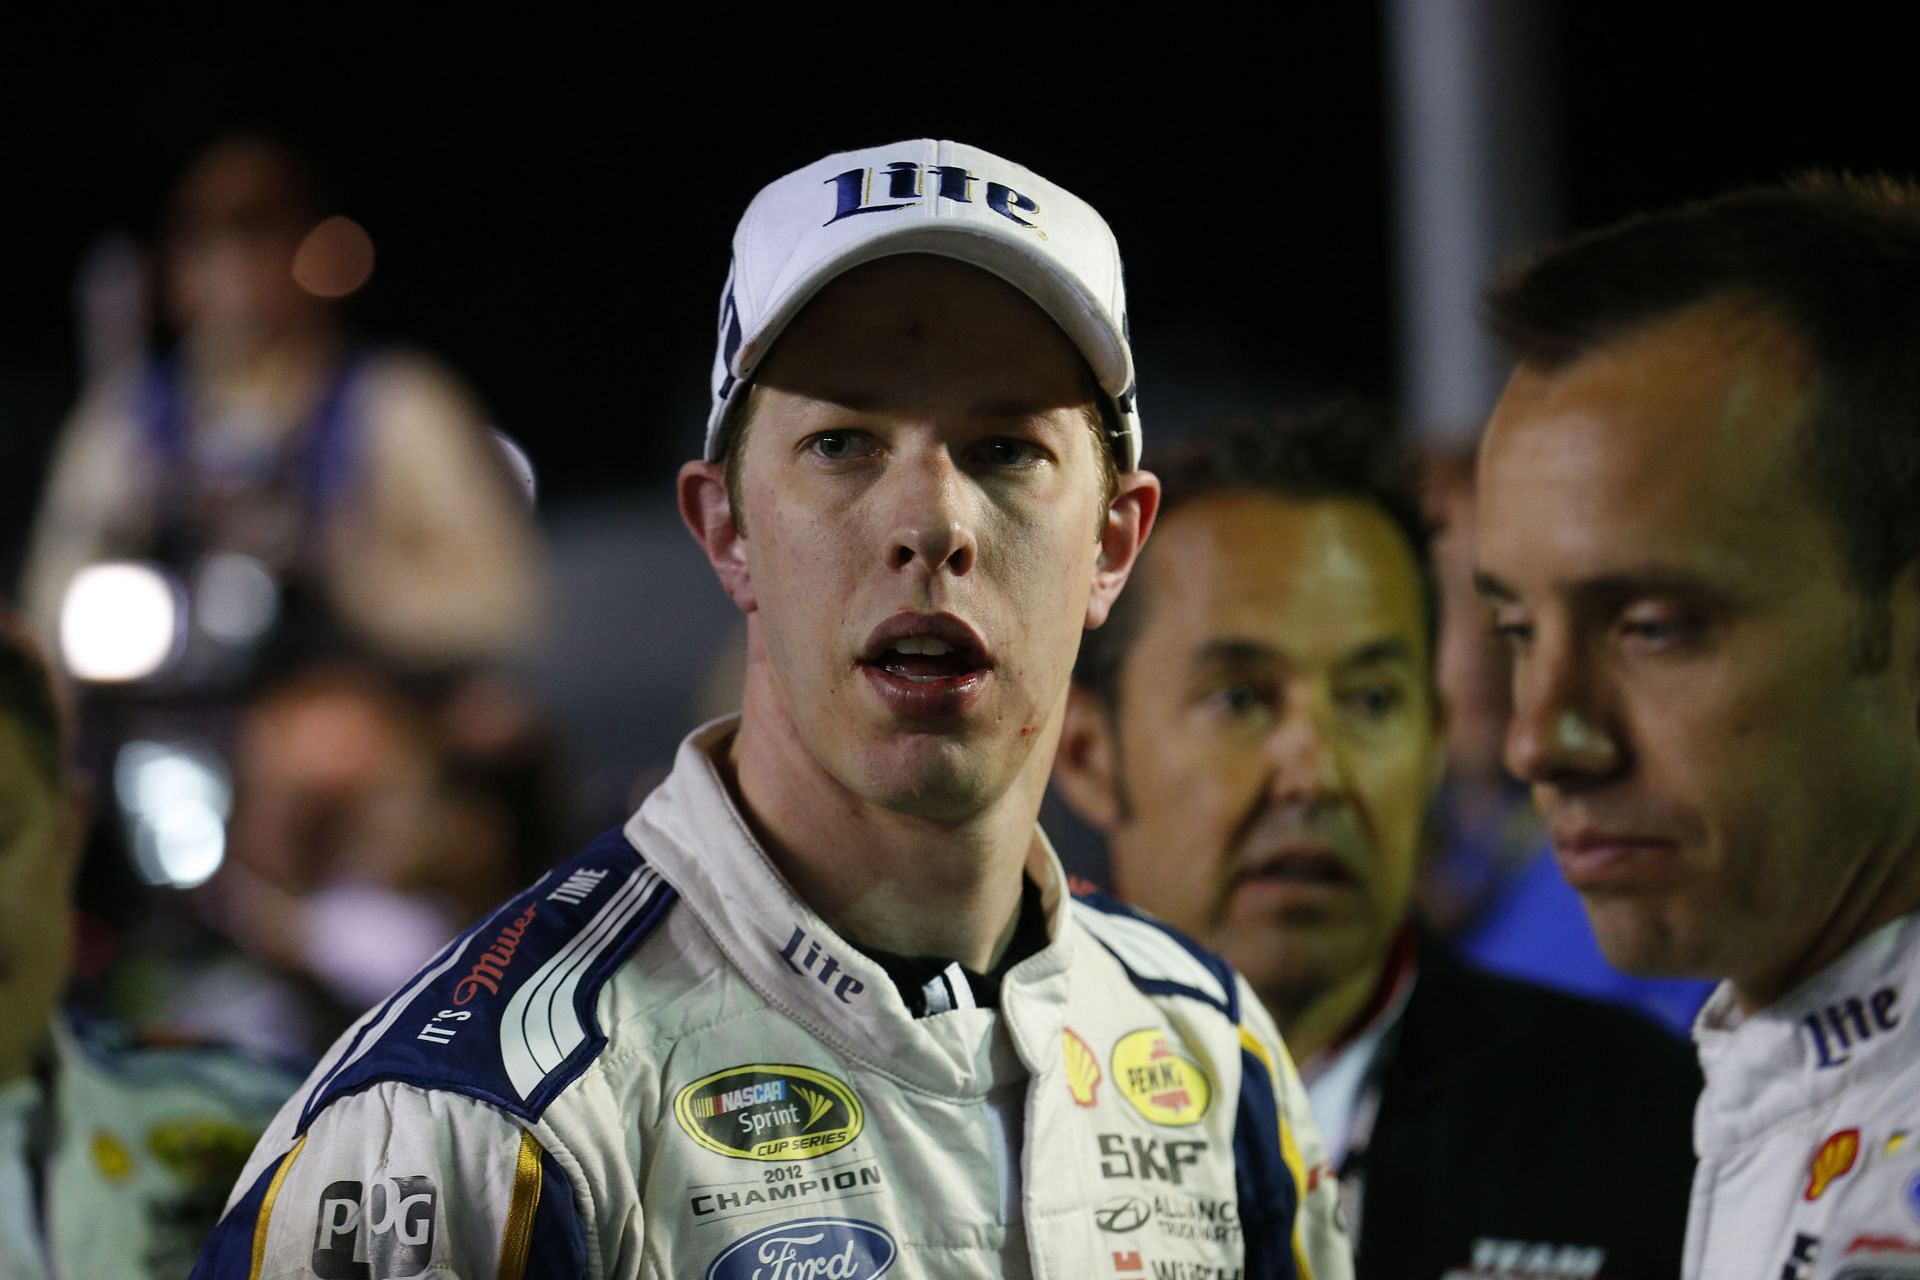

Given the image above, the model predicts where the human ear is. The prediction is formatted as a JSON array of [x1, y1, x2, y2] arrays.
[[678, 461, 756, 613], [1085, 470, 1161, 629], [1052, 683, 1125, 834]]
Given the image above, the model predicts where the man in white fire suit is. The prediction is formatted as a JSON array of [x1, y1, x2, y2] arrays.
[[191, 140, 1351, 1280], [1475, 173, 1920, 1278]]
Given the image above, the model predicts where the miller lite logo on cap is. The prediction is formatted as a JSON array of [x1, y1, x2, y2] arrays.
[[706, 139, 1142, 471]]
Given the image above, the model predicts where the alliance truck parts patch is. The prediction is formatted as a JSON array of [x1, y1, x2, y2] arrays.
[[674, 1064, 865, 1162]]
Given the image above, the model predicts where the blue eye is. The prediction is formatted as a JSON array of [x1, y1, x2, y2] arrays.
[[806, 431, 876, 462], [979, 438, 1039, 467]]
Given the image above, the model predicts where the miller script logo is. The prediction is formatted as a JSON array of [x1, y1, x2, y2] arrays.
[[705, 1217, 897, 1280], [453, 902, 537, 1004], [310, 1177, 436, 1280], [779, 927, 867, 1004], [823, 160, 1042, 232]]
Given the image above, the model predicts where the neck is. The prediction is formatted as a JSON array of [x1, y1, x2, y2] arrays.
[[1736, 825, 1920, 1014], [725, 649, 1056, 974], [1265, 937, 1405, 1067]]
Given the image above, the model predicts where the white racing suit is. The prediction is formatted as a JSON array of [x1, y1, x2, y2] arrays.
[[192, 719, 1350, 1279], [0, 1017, 296, 1280], [1686, 910, 1920, 1278]]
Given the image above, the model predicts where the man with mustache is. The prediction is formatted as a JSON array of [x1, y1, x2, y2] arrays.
[[1475, 175, 1920, 1278], [192, 142, 1349, 1279], [1053, 410, 1699, 1278]]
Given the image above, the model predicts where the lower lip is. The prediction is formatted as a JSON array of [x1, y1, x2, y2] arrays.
[[859, 664, 991, 719], [1555, 840, 1680, 891], [1229, 873, 1361, 913]]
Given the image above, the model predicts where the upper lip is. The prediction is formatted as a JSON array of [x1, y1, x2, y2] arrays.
[[859, 611, 994, 667], [1231, 841, 1358, 885], [1550, 824, 1673, 851]]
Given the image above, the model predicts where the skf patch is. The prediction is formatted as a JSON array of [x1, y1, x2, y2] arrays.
[[91, 1130, 133, 1182], [1064, 1028, 1102, 1107], [673, 1063, 863, 1162], [1807, 1129, 1862, 1201], [1111, 1029, 1211, 1127]]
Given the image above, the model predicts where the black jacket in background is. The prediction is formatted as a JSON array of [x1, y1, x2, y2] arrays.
[[1350, 938, 1701, 1279]]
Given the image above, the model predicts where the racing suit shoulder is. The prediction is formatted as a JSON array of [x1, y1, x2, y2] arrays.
[[296, 827, 674, 1129], [1070, 883, 1242, 1020], [1069, 886, 1353, 1279], [192, 828, 674, 1279], [191, 1080, 589, 1280]]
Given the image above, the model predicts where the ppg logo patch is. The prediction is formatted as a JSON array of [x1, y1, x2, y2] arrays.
[[311, 1177, 437, 1279]]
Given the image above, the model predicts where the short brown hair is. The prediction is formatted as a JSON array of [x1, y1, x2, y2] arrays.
[[1487, 172, 1920, 597]]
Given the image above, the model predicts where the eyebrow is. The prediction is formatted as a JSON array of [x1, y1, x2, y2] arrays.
[[1191, 637, 1418, 670], [1474, 567, 1726, 605], [807, 389, 1076, 422]]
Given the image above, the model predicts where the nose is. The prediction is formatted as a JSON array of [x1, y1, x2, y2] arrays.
[[1266, 697, 1346, 806], [884, 450, 976, 578], [1504, 637, 1622, 785]]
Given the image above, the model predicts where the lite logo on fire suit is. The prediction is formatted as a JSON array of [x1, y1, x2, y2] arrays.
[[779, 927, 867, 1004], [1803, 986, 1900, 1069], [705, 1217, 897, 1280], [310, 1176, 437, 1280], [676, 1064, 865, 1162]]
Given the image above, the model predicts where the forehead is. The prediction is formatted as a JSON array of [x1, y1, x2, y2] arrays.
[[754, 254, 1093, 418], [1136, 492, 1429, 664], [1477, 297, 1835, 592]]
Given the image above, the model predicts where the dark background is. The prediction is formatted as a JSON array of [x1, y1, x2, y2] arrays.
[[2, 9, 1916, 811], [5, 10, 1912, 534]]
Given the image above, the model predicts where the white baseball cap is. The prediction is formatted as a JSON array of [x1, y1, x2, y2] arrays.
[[706, 139, 1141, 471]]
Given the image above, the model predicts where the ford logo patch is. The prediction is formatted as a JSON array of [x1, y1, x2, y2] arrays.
[[706, 1217, 897, 1280]]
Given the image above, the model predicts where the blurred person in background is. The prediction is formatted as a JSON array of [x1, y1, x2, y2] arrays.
[[1420, 448, 1713, 1037], [20, 132, 542, 678], [138, 657, 568, 1061], [1478, 174, 1920, 1278], [0, 609, 295, 1279], [1053, 410, 1698, 1279]]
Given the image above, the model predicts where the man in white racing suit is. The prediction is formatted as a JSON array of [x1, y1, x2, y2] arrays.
[[1475, 174, 1920, 1277], [192, 140, 1350, 1280]]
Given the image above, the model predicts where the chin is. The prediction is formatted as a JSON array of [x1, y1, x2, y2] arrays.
[[1218, 920, 1371, 1008], [1582, 896, 1715, 979]]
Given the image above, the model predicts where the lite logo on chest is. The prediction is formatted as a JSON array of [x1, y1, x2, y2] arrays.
[[823, 161, 1042, 231], [779, 927, 867, 1004], [1802, 986, 1900, 1069]]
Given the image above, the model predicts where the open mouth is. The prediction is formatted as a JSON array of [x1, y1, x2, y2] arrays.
[[858, 614, 993, 683], [1232, 849, 1360, 892], [857, 613, 994, 715]]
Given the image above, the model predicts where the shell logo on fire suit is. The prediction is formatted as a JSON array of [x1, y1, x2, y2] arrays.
[[1112, 1029, 1212, 1127], [674, 1064, 864, 1161], [1065, 1028, 1103, 1107], [1807, 1129, 1863, 1201]]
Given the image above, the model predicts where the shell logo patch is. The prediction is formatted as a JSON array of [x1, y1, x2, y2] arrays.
[[1064, 1028, 1102, 1107], [91, 1129, 134, 1182], [1111, 1028, 1212, 1127], [673, 1063, 864, 1162], [1805, 1128, 1861, 1201]]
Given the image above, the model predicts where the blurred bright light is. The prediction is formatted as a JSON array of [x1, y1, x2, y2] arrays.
[[194, 551, 279, 644], [59, 562, 181, 682], [115, 740, 232, 889], [292, 215, 375, 299]]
